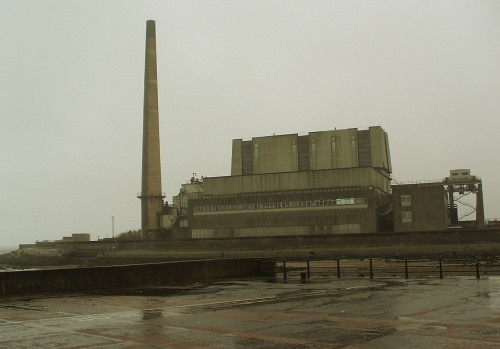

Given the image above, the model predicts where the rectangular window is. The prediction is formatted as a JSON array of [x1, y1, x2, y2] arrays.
[[402, 211, 412, 223], [401, 195, 411, 206], [331, 136, 336, 168]]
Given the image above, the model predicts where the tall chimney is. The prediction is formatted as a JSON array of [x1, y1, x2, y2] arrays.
[[139, 20, 164, 239]]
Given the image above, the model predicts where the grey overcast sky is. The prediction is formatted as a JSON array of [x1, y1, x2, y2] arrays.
[[1, 1, 499, 246]]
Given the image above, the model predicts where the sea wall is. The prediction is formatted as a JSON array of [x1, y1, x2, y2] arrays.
[[56, 229, 500, 252], [10, 229, 499, 266], [0, 258, 274, 296]]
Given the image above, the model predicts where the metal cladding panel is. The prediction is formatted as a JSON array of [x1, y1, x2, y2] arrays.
[[357, 130, 371, 167], [297, 135, 310, 171], [368, 126, 391, 173], [241, 140, 253, 175], [384, 131, 392, 173]]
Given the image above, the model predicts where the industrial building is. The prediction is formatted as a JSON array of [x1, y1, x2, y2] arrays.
[[161, 129, 484, 238], [185, 127, 392, 238], [138, 21, 485, 240]]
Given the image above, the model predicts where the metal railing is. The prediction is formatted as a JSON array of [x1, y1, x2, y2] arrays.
[[276, 258, 499, 282], [137, 192, 165, 198]]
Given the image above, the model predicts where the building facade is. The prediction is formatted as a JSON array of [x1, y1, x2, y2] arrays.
[[182, 126, 393, 238], [392, 183, 450, 232]]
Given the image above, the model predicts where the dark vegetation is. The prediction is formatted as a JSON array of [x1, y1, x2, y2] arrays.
[[115, 229, 141, 240]]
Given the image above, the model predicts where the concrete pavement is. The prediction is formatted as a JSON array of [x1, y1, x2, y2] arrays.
[[1, 276, 499, 348]]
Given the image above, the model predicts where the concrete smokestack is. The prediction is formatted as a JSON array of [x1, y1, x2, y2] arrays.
[[139, 20, 164, 239]]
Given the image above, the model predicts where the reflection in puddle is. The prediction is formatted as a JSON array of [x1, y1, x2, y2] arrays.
[[142, 308, 163, 320]]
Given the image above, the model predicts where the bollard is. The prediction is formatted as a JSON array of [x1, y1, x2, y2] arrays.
[[283, 260, 287, 280], [337, 259, 341, 279], [369, 258, 374, 279], [475, 256, 480, 280], [306, 260, 311, 279], [439, 258, 443, 279], [301, 272, 307, 284], [405, 259, 409, 279]]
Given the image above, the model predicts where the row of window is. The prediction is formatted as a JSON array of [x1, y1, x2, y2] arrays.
[[203, 186, 376, 199], [193, 197, 368, 213]]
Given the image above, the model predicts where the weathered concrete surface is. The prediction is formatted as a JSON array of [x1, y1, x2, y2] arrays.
[[4, 229, 498, 267], [0, 276, 498, 348], [140, 19, 164, 239], [0, 258, 274, 296]]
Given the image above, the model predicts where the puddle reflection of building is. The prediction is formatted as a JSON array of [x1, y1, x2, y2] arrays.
[[141, 306, 165, 339], [142, 308, 163, 320]]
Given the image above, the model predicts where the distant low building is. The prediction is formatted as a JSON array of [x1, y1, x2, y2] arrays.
[[57, 233, 91, 242]]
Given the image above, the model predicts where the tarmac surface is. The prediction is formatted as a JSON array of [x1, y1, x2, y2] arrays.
[[1, 276, 499, 348]]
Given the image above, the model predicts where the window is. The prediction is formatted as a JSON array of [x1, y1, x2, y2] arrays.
[[402, 211, 412, 223], [401, 195, 411, 206]]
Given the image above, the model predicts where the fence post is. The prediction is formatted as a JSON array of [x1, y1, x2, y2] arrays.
[[405, 259, 409, 279], [306, 260, 311, 279], [475, 256, 480, 280], [369, 258, 374, 279], [337, 259, 341, 279], [439, 258, 443, 279], [283, 259, 287, 280]]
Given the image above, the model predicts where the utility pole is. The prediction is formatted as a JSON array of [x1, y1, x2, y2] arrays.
[[111, 216, 115, 238]]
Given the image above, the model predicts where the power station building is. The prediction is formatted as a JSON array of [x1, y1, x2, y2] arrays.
[[160, 130, 486, 238], [139, 21, 485, 240], [163, 127, 394, 238]]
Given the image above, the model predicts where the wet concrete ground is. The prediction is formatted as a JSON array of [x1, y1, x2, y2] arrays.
[[1, 276, 499, 348]]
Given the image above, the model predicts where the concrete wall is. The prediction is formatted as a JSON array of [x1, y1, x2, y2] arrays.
[[231, 139, 243, 176], [0, 258, 274, 296], [370, 126, 392, 172], [253, 134, 298, 174], [309, 128, 358, 170], [203, 167, 391, 196], [229, 127, 391, 176], [49, 229, 500, 255], [189, 188, 390, 238], [393, 184, 450, 232]]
